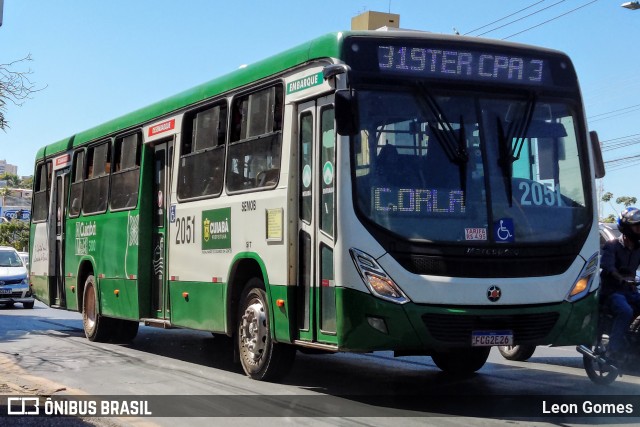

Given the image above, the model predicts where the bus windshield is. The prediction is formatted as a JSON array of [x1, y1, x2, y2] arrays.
[[352, 88, 589, 244]]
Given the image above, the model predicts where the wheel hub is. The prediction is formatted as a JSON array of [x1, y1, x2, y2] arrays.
[[240, 302, 267, 361]]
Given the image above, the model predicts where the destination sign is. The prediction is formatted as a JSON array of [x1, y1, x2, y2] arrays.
[[374, 187, 465, 215], [378, 45, 551, 86]]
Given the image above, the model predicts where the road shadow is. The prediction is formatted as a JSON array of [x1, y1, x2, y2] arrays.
[[2, 304, 639, 422]]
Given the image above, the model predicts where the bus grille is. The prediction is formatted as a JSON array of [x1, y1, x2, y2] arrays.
[[0, 278, 25, 285], [422, 312, 560, 344], [393, 254, 575, 278], [0, 291, 24, 298]]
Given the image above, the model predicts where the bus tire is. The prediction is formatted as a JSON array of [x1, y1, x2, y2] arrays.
[[237, 278, 295, 381], [112, 319, 139, 343], [82, 275, 114, 342], [431, 347, 490, 375], [498, 345, 536, 361]]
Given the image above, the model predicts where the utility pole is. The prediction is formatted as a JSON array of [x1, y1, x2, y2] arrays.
[[0, 0, 4, 27]]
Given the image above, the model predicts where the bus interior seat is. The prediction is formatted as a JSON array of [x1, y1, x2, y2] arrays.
[[423, 135, 461, 189], [256, 169, 280, 187], [375, 144, 406, 187]]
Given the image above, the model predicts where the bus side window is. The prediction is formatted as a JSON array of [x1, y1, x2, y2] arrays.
[[111, 133, 141, 210], [226, 85, 283, 192], [83, 141, 111, 215], [32, 160, 52, 222], [68, 149, 85, 218], [177, 101, 227, 200]]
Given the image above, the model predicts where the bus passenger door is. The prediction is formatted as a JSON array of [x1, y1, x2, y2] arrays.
[[52, 168, 70, 307], [296, 97, 337, 346], [152, 140, 173, 319]]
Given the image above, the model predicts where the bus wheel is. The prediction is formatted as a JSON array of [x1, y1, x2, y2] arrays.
[[237, 279, 295, 381], [431, 347, 490, 375], [82, 275, 113, 342], [498, 345, 536, 361]]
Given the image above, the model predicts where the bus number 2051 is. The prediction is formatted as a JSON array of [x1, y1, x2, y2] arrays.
[[175, 216, 196, 245]]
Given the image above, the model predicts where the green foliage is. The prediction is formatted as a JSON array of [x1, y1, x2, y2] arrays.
[[0, 173, 21, 187], [0, 220, 29, 251], [616, 196, 637, 207], [601, 192, 638, 221], [21, 176, 33, 189], [0, 173, 31, 189]]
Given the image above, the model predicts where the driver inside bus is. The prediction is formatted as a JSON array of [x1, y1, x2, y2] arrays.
[[600, 207, 640, 364]]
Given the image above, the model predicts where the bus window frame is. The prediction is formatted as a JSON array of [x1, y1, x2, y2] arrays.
[[82, 139, 112, 216], [31, 160, 52, 223], [110, 131, 142, 211], [176, 99, 228, 202], [225, 83, 284, 195], [68, 149, 85, 218]]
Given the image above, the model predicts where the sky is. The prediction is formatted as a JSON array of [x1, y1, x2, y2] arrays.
[[1, 0, 638, 219]]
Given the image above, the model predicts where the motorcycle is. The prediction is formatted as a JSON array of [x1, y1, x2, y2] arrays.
[[577, 277, 640, 385]]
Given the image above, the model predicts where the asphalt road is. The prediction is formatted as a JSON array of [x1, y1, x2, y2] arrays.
[[1, 301, 639, 426]]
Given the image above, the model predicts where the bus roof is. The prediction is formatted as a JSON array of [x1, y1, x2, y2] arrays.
[[35, 30, 569, 162]]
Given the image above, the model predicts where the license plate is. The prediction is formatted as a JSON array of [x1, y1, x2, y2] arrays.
[[471, 330, 513, 347], [0, 289, 11, 294]]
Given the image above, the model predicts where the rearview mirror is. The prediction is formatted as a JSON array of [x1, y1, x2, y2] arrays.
[[525, 121, 567, 139], [335, 89, 359, 136], [589, 130, 605, 179]]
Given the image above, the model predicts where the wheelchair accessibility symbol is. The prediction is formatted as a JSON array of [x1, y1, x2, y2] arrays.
[[494, 218, 515, 242]]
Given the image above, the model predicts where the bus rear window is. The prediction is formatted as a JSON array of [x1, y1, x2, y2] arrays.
[[32, 161, 51, 222]]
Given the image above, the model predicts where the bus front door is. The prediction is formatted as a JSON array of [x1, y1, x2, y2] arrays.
[[296, 97, 338, 346], [151, 140, 173, 320]]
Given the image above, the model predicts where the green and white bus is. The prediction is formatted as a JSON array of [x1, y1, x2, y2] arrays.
[[29, 30, 604, 380]]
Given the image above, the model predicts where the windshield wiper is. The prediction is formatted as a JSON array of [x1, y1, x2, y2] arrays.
[[416, 83, 469, 165], [496, 95, 537, 206], [415, 83, 469, 195]]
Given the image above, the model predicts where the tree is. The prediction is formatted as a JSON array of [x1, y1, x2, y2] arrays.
[[601, 192, 637, 223], [0, 172, 20, 187], [0, 219, 29, 251], [1, 54, 44, 130], [0, 186, 9, 208], [616, 196, 637, 208], [20, 175, 33, 189]]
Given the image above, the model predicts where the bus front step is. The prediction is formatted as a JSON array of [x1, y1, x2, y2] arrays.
[[141, 318, 173, 329]]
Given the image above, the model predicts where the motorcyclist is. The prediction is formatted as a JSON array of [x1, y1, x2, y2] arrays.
[[599, 207, 640, 363]]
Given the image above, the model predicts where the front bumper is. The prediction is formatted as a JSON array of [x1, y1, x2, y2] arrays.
[[0, 285, 34, 305], [336, 287, 598, 352]]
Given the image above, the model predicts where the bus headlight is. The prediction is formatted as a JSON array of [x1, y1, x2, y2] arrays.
[[566, 252, 599, 302], [350, 248, 410, 304]]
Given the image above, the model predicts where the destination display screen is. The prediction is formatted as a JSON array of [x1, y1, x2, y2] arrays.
[[343, 37, 576, 88], [373, 187, 466, 215], [378, 45, 551, 86]]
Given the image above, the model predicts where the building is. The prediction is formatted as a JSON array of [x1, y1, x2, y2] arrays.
[[0, 159, 18, 176], [351, 11, 400, 30]]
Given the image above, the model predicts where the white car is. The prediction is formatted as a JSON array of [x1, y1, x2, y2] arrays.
[[0, 246, 34, 309], [17, 251, 29, 269]]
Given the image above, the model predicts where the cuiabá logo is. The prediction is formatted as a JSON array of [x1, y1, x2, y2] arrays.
[[202, 208, 231, 250], [203, 218, 211, 242]]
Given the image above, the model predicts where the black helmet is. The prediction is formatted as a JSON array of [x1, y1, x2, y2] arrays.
[[617, 207, 640, 241]]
